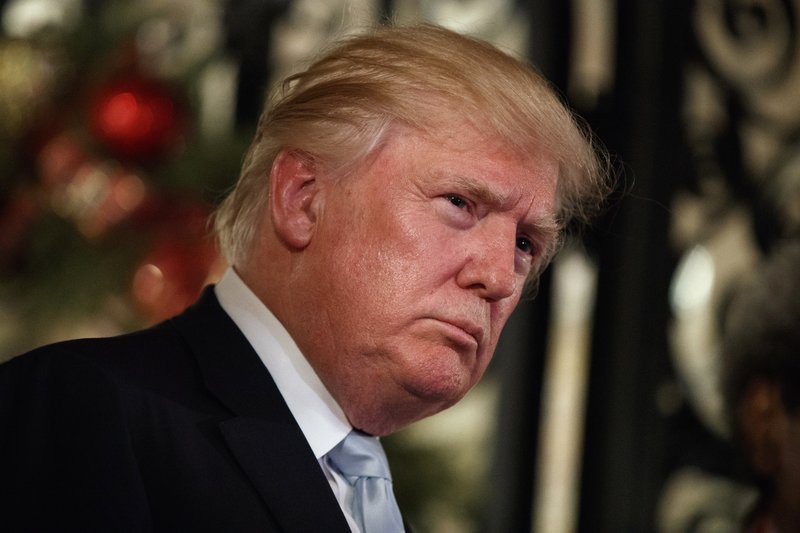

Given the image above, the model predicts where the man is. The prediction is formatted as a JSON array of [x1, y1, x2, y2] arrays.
[[721, 241, 800, 533], [0, 24, 610, 532]]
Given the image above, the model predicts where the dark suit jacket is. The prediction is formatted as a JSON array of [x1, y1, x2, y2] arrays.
[[0, 287, 353, 532]]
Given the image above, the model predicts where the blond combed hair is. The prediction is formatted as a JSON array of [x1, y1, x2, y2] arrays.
[[214, 23, 612, 266]]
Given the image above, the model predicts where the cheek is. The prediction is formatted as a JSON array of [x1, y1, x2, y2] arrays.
[[490, 296, 521, 331], [371, 211, 457, 286], [321, 218, 426, 320]]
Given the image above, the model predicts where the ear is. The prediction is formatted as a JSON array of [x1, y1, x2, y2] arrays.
[[738, 379, 783, 476], [269, 149, 321, 249]]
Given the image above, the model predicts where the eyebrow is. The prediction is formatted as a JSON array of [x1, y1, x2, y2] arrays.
[[447, 174, 510, 209], [446, 174, 561, 239], [527, 215, 560, 246]]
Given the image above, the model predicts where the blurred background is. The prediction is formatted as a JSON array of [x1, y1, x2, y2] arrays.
[[1, 0, 799, 531]]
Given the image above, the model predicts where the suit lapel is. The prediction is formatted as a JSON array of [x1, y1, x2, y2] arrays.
[[170, 287, 350, 532]]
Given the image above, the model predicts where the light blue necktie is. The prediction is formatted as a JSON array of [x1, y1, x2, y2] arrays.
[[326, 430, 405, 533]]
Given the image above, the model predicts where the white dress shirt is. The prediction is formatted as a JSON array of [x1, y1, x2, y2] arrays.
[[214, 268, 361, 532]]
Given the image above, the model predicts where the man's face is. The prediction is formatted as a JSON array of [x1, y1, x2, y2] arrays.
[[291, 122, 559, 435]]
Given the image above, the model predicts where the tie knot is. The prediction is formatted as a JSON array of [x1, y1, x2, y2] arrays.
[[326, 430, 391, 482], [325, 430, 405, 532]]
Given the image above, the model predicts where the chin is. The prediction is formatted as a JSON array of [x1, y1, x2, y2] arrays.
[[407, 376, 469, 405], [405, 355, 479, 402], [342, 349, 483, 435], [392, 376, 473, 428], [346, 378, 469, 436]]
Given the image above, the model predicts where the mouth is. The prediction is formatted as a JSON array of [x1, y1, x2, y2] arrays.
[[428, 317, 483, 349]]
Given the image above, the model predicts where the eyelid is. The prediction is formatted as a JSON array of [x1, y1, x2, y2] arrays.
[[446, 193, 461, 203], [445, 193, 475, 213], [514, 249, 534, 278]]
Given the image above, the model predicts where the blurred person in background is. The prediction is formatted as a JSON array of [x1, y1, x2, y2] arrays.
[[722, 240, 800, 533]]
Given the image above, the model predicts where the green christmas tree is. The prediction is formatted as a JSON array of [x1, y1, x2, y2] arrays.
[[0, 0, 252, 358]]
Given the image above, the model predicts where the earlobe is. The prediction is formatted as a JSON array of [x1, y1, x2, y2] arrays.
[[269, 149, 320, 249]]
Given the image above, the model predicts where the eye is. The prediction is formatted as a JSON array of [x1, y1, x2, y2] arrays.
[[437, 193, 475, 229], [446, 194, 468, 209], [516, 236, 535, 255]]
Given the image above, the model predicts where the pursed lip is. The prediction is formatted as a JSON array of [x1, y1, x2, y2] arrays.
[[430, 316, 484, 347]]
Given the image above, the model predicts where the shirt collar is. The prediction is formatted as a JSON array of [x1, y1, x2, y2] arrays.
[[214, 268, 352, 458]]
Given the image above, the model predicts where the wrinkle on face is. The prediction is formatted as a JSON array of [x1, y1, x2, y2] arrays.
[[280, 121, 560, 435]]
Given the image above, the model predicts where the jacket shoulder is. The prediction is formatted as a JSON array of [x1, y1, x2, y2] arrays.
[[0, 287, 231, 409]]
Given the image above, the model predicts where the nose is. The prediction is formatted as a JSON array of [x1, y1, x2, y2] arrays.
[[456, 222, 518, 301]]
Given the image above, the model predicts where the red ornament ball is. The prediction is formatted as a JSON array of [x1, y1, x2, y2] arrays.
[[89, 77, 184, 160]]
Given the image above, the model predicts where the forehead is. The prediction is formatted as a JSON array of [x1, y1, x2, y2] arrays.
[[388, 122, 559, 210]]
